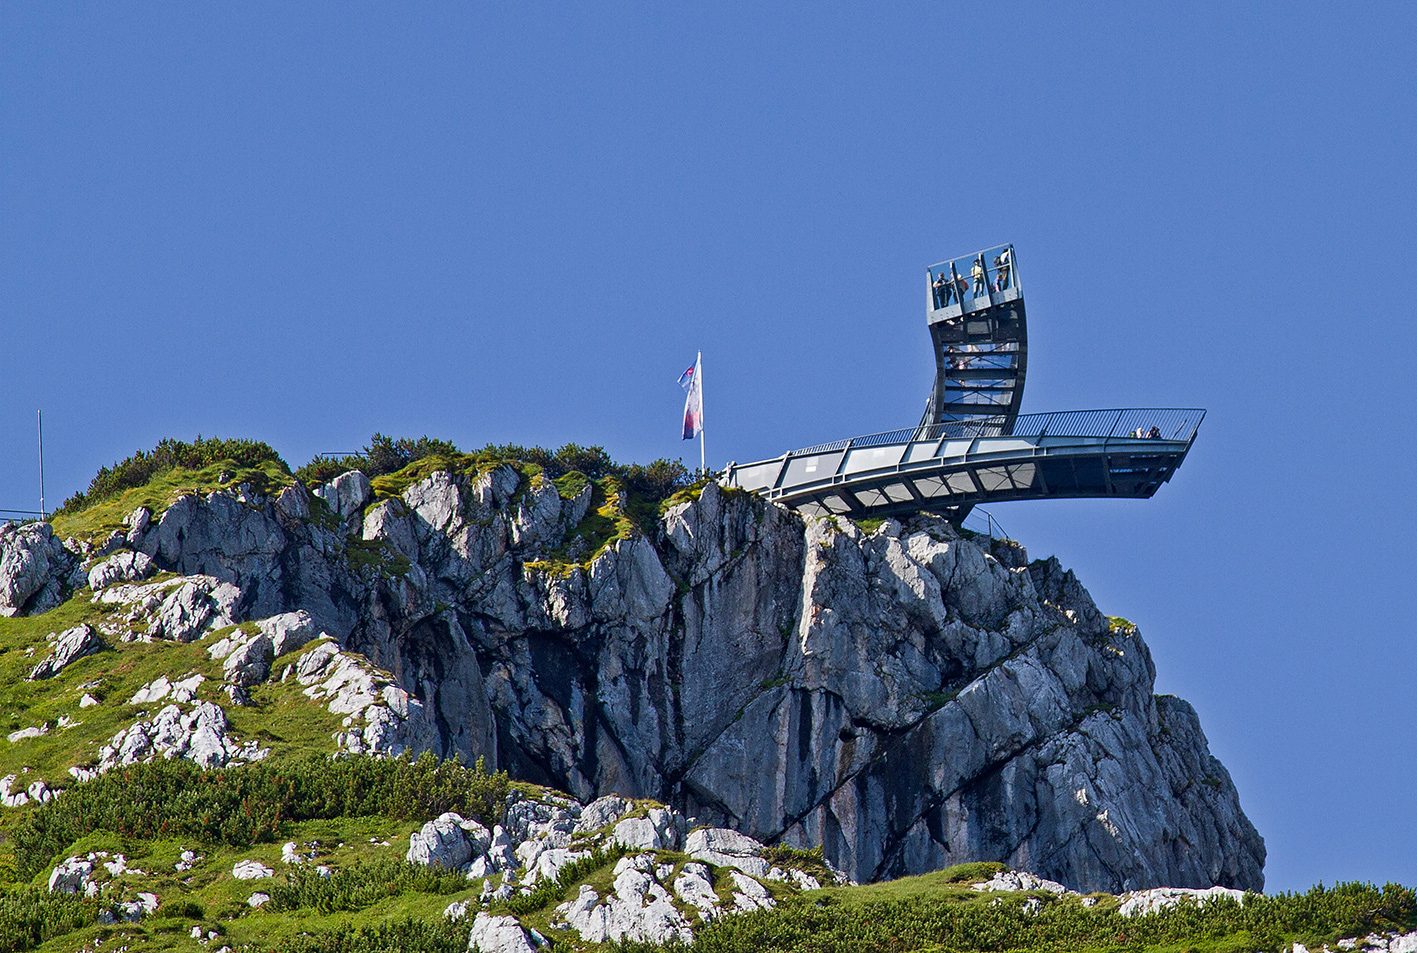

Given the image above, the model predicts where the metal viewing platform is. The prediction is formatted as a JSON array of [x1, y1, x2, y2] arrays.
[[922, 244, 1027, 433], [723, 246, 1204, 522]]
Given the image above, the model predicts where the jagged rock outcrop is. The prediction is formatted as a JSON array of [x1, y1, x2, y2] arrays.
[[26, 624, 104, 680], [406, 785, 834, 945], [0, 522, 80, 616], [69, 700, 268, 781], [87, 550, 155, 591], [3, 467, 1265, 891]]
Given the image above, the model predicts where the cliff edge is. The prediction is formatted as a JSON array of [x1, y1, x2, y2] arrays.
[[0, 459, 1264, 891]]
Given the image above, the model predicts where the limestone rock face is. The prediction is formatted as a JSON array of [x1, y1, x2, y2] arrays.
[[0, 523, 78, 617], [315, 470, 373, 523], [2, 467, 1265, 891]]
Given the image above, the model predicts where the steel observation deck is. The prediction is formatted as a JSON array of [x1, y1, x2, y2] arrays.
[[723, 245, 1204, 521]]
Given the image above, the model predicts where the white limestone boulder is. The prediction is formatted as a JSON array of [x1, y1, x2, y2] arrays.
[[48, 857, 94, 894], [87, 550, 155, 591], [406, 812, 490, 870], [467, 912, 546, 953], [27, 624, 104, 680], [1117, 885, 1245, 917], [685, 828, 770, 878], [231, 860, 273, 881]]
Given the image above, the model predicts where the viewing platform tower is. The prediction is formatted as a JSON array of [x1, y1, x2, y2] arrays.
[[723, 245, 1203, 523]]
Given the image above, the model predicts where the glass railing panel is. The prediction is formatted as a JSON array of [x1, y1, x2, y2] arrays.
[[927, 243, 1019, 309]]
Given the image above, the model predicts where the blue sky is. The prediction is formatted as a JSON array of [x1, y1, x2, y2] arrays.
[[3, 4, 1414, 893]]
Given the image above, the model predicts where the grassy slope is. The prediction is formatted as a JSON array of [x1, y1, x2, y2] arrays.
[[49, 460, 293, 545], [666, 875, 1417, 953], [0, 595, 344, 794]]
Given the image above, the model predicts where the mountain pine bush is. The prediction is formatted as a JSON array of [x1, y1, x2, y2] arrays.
[[55, 436, 288, 516], [13, 754, 509, 880]]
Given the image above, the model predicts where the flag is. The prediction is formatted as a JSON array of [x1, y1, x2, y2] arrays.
[[678, 354, 703, 440]]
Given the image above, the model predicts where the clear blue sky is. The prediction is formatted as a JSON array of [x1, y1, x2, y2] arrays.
[[3, 4, 1413, 893]]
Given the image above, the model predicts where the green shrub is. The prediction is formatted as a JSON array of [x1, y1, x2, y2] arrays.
[[296, 436, 691, 508], [153, 898, 206, 920], [236, 917, 468, 953], [649, 880, 1417, 953], [0, 887, 96, 952], [623, 459, 694, 502], [295, 434, 462, 486], [759, 844, 836, 885], [13, 753, 509, 880], [266, 858, 468, 914], [55, 436, 289, 516]]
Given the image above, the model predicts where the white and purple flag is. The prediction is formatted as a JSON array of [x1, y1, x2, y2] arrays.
[[678, 353, 703, 440]]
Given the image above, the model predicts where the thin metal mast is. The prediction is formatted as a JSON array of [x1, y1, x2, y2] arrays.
[[37, 410, 46, 521]]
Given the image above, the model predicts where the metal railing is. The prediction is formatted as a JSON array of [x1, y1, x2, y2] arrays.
[[787, 408, 1205, 456], [962, 506, 1011, 541], [927, 243, 1018, 310]]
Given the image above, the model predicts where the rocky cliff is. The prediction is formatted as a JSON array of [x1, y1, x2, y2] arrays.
[[0, 461, 1265, 892]]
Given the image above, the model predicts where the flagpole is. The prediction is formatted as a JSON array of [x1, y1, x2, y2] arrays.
[[697, 352, 706, 476]]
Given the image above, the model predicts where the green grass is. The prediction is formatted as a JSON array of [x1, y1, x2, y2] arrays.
[[226, 641, 348, 757], [0, 598, 350, 799], [0, 595, 213, 782], [367, 453, 547, 506], [19, 815, 459, 953], [524, 478, 638, 577], [10, 753, 510, 880], [617, 873, 1417, 953], [344, 537, 412, 578], [49, 460, 293, 545], [367, 453, 484, 501], [657, 479, 711, 515], [0, 752, 511, 953], [759, 844, 836, 886]]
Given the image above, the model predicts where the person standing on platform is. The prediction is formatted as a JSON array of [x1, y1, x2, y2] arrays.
[[994, 246, 1012, 291], [971, 255, 988, 296], [933, 272, 949, 309]]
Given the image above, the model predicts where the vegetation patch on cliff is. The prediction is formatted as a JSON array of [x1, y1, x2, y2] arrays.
[[525, 477, 637, 576], [54, 437, 290, 520], [50, 457, 294, 544]]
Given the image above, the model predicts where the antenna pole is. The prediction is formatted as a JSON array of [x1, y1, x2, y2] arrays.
[[37, 410, 46, 521]]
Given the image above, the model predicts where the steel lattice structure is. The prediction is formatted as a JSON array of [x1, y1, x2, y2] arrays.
[[723, 246, 1204, 522]]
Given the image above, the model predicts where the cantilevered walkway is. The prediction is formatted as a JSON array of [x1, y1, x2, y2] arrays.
[[723, 245, 1204, 522]]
